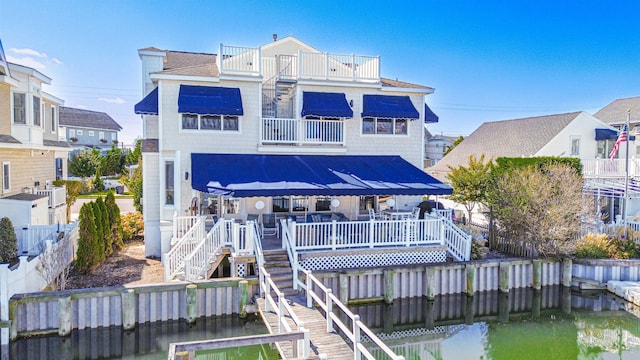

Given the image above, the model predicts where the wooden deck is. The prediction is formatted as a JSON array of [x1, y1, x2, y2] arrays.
[[256, 294, 354, 359]]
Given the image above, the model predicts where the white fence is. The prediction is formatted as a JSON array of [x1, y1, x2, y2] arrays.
[[582, 158, 640, 178], [298, 51, 380, 82], [1, 223, 78, 345], [35, 186, 66, 209], [164, 216, 206, 281], [15, 223, 76, 256]]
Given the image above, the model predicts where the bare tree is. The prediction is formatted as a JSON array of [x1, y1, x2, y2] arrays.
[[488, 164, 583, 257], [36, 233, 73, 291]]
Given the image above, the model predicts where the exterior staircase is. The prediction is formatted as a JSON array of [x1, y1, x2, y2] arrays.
[[262, 249, 298, 296]]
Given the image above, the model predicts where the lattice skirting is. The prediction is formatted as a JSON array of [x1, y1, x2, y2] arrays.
[[236, 263, 246, 277], [299, 250, 447, 271]]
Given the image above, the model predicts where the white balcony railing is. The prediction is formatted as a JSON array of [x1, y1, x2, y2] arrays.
[[36, 185, 66, 208], [220, 44, 380, 83], [261, 118, 345, 146], [582, 158, 640, 178]]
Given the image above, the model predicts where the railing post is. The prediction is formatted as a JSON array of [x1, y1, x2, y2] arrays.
[[331, 220, 337, 250], [278, 296, 284, 334], [265, 274, 272, 312], [369, 219, 375, 248], [440, 219, 446, 246], [351, 53, 356, 81], [292, 261, 298, 290], [405, 218, 410, 247], [325, 51, 330, 80], [306, 270, 313, 308], [302, 327, 310, 358], [353, 315, 361, 359], [326, 289, 333, 333], [173, 211, 177, 239]]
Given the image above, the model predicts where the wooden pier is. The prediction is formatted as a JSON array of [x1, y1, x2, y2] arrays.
[[256, 294, 354, 359]]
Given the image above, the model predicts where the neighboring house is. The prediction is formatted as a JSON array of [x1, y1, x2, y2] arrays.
[[59, 106, 122, 152], [428, 111, 628, 224], [594, 96, 640, 156], [0, 39, 70, 227], [134, 35, 449, 257], [424, 131, 458, 168]]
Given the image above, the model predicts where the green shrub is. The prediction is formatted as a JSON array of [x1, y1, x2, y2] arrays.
[[575, 233, 611, 259], [0, 217, 17, 262], [105, 191, 124, 250], [122, 212, 144, 242], [77, 203, 99, 273], [609, 237, 640, 259]]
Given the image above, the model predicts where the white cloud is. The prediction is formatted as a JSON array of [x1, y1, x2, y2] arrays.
[[98, 97, 126, 104], [6, 55, 46, 70], [10, 48, 47, 58], [51, 57, 63, 65]]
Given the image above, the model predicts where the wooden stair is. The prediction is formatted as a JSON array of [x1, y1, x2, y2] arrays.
[[263, 249, 298, 296]]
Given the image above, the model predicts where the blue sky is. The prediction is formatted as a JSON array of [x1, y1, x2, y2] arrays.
[[2, 1, 640, 143]]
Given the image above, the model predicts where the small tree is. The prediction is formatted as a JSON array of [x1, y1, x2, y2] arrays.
[[53, 180, 82, 223], [76, 203, 99, 273], [122, 157, 143, 212], [443, 135, 464, 157], [0, 217, 17, 262], [68, 150, 100, 179], [36, 235, 72, 291], [100, 144, 125, 176], [91, 200, 107, 262], [96, 197, 112, 256], [447, 154, 492, 223], [105, 191, 124, 249]]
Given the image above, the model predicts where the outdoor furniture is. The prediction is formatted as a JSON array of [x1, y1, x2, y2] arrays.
[[262, 213, 279, 237]]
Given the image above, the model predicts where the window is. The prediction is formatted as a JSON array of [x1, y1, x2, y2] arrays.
[[596, 139, 615, 159], [88, 130, 95, 137], [181, 113, 239, 131], [2, 162, 9, 192], [570, 137, 580, 156], [111, 133, 117, 141], [69, 129, 75, 137], [50, 106, 56, 133], [33, 96, 41, 126], [362, 117, 408, 135], [291, 197, 308, 212], [222, 197, 239, 214], [13, 93, 25, 124], [77, 129, 83, 135], [272, 197, 290, 213], [165, 161, 174, 205], [359, 196, 376, 213], [315, 197, 332, 212], [99, 131, 104, 140]]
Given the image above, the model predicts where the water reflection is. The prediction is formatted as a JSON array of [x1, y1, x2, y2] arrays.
[[349, 286, 640, 360], [9, 315, 278, 360]]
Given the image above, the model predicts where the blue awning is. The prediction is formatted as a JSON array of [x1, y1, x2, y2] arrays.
[[424, 103, 439, 123], [301, 92, 353, 118], [362, 95, 419, 119], [595, 128, 618, 141], [178, 85, 243, 116], [134, 88, 158, 115], [191, 154, 452, 197]]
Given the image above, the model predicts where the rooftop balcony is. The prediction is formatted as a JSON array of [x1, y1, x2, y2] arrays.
[[582, 158, 640, 178], [219, 45, 380, 83]]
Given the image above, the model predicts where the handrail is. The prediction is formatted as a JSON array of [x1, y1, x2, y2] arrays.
[[443, 217, 472, 261], [183, 219, 233, 281], [163, 216, 206, 281], [280, 219, 300, 289], [259, 265, 310, 358], [302, 269, 405, 360]]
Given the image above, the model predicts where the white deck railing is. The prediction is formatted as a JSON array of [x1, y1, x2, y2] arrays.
[[260, 265, 311, 358], [163, 216, 206, 281], [183, 219, 233, 281], [219, 44, 260, 75], [281, 219, 301, 289], [300, 270, 405, 360], [35, 185, 66, 208], [261, 117, 345, 145], [172, 214, 201, 240], [298, 51, 380, 82], [582, 158, 640, 178]]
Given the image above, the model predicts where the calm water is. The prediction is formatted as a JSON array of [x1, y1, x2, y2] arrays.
[[349, 286, 640, 360], [9, 314, 279, 359]]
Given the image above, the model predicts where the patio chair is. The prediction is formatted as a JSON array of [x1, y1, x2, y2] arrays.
[[411, 207, 421, 219], [368, 208, 377, 220], [246, 213, 259, 223], [262, 213, 279, 237]]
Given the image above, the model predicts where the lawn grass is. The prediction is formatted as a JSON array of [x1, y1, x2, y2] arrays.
[[78, 190, 133, 199]]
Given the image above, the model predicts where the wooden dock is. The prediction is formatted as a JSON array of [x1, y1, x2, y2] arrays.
[[256, 293, 354, 359]]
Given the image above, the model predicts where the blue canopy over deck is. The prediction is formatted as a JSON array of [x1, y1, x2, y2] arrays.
[[191, 154, 452, 197]]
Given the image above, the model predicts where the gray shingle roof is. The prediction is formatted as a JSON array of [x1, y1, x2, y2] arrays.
[[594, 96, 640, 124], [0, 134, 20, 144], [3, 193, 47, 201], [43, 139, 72, 148], [59, 107, 122, 131], [428, 112, 582, 180]]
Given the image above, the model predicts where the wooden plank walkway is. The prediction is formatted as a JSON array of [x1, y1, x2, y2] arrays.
[[256, 293, 354, 359]]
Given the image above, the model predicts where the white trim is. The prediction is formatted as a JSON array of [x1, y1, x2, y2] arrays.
[[163, 157, 176, 208], [178, 113, 242, 133], [0, 75, 19, 87], [8, 63, 52, 84], [138, 49, 166, 58], [380, 86, 434, 94], [88, 130, 95, 137], [361, 117, 410, 136], [12, 92, 26, 125], [41, 91, 64, 105], [218, 74, 263, 83], [297, 79, 381, 89], [257, 145, 347, 153], [2, 162, 10, 193], [150, 73, 220, 82]]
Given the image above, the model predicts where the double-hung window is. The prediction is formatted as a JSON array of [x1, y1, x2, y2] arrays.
[[2, 162, 10, 192], [51, 106, 56, 133], [362, 117, 408, 135], [33, 96, 41, 126], [13, 93, 26, 124], [165, 161, 174, 205]]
